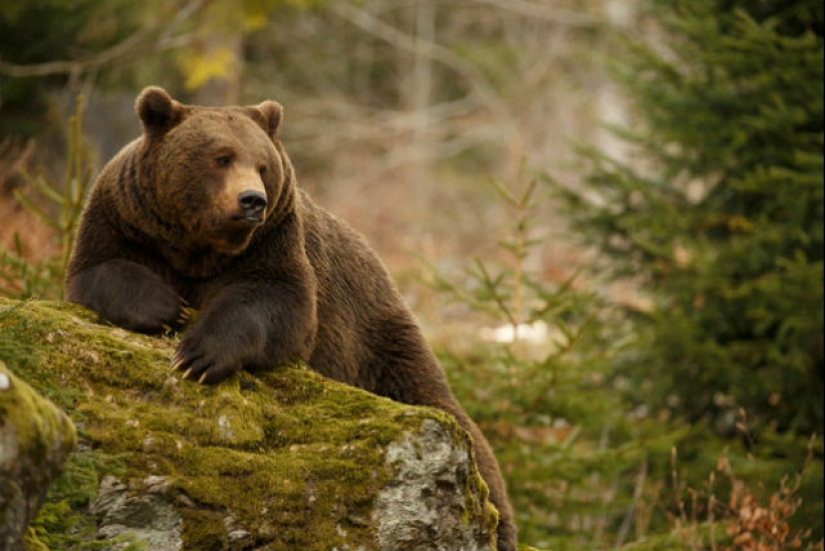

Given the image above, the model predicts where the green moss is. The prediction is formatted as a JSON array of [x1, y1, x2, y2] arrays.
[[0, 298, 494, 550], [179, 509, 227, 550], [0, 365, 73, 466], [0, 360, 77, 551], [23, 527, 49, 551]]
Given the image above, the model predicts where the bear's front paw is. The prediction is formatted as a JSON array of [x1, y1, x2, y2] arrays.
[[122, 284, 189, 334], [172, 334, 241, 384]]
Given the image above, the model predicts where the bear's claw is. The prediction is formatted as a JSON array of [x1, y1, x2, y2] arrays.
[[171, 334, 240, 385]]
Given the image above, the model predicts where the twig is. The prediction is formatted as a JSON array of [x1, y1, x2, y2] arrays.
[[708, 470, 718, 551], [615, 460, 649, 547]]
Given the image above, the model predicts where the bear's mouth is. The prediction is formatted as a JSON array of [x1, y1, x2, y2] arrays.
[[232, 214, 265, 225]]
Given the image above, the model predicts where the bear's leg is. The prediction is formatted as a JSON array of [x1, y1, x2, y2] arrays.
[[173, 280, 317, 384], [66, 259, 187, 333]]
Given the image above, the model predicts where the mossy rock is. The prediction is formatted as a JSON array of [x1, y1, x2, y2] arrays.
[[0, 298, 497, 551], [0, 359, 76, 551]]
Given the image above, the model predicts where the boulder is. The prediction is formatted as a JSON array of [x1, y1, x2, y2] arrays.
[[0, 298, 497, 550], [0, 359, 76, 551]]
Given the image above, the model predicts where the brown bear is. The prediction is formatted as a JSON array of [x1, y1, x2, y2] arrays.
[[65, 86, 517, 551]]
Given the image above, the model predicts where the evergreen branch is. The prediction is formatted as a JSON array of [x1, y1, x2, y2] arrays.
[[11, 190, 58, 231], [21, 171, 63, 205], [472, 258, 518, 328]]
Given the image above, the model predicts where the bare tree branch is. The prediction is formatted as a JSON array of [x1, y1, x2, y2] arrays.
[[0, 29, 150, 78], [0, 0, 205, 78], [329, 1, 517, 137], [470, 0, 602, 27]]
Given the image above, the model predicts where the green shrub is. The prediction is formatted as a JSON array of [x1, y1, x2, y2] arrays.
[[0, 95, 91, 300]]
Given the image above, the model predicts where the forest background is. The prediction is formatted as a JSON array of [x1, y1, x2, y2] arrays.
[[0, 1, 822, 550]]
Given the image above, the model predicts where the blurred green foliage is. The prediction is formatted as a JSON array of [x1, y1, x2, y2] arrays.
[[436, 164, 822, 549], [436, 0, 823, 548], [555, 0, 823, 435], [537, 0, 823, 546], [0, 96, 92, 300]]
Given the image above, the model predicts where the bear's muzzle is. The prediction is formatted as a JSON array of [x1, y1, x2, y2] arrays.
[[237, 190, 268, 223]]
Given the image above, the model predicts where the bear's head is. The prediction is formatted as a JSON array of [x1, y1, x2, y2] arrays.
[[133, 86, 290, 265]]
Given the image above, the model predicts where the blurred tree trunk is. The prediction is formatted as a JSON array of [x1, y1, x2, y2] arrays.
[[190, 32, 243, 106], [596, 0, 635, 160], [404, 0, 435, 202]]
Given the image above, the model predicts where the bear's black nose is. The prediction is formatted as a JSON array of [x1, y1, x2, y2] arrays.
[[238, 190, 267, 219]]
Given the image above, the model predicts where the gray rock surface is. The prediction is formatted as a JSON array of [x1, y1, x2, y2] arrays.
[[375, 418, 496, 551]]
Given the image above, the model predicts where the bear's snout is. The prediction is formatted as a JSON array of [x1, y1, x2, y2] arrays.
[[238, 190, 268, 222]]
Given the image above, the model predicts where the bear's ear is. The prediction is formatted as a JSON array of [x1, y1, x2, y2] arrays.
[[136, 86, 185, 137], [247, 101, 283, 140]]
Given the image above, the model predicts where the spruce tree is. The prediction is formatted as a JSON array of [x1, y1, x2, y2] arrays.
[[557, 0, 824, 435]]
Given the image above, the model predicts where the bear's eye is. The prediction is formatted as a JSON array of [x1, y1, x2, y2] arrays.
[[258, 165, 267, 176], [216, 155, 233, 168]]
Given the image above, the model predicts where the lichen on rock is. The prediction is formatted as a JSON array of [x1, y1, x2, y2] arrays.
[[374, 418, 499, 551], [0, 298, 497, 550]]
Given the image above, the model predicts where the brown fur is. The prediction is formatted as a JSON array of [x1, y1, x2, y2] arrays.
[[65, 86, 517, 550]]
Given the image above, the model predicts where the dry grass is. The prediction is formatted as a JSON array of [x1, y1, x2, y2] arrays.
[[667, 413, 823, 551]]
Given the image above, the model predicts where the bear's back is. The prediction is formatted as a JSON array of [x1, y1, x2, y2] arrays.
[[296, 191, 415, 389]]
